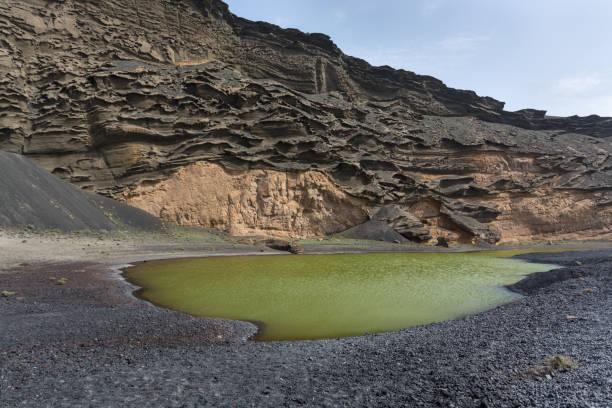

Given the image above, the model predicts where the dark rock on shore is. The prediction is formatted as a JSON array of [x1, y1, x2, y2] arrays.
[[263, 239, 304, 254], [509, 250, 612, 294], [436, 236, 450, 247], [336, 219, 411, 243], [373, 205, 432, 242]]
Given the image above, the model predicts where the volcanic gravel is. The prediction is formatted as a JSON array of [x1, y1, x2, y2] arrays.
[[1, 250, 611, 407]]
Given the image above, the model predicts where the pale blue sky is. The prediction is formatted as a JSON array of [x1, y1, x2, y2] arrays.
[[225, 0, 612, 117]]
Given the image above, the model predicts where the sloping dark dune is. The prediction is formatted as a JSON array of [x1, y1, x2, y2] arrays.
[[0, 151, 163, 231], [336, 220, 410, 243]]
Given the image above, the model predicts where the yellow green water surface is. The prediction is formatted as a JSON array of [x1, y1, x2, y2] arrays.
[[124, 250, 558, 341]]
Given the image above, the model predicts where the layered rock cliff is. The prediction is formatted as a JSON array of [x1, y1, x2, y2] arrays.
[[1, 0, 611, 243]]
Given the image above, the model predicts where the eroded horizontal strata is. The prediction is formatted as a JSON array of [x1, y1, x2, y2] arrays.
[[1, 0, 612, 243]]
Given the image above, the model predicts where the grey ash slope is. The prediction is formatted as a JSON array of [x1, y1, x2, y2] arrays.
[[0, 151, 162, 231]]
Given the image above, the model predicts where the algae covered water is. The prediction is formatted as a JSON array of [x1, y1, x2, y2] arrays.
[[124, 251, 558, 341]]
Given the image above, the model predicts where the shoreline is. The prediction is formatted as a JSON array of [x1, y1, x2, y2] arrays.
[[119, 248, 565, 343], [1, 226, 610, 270], [1, 230, 611, 406]]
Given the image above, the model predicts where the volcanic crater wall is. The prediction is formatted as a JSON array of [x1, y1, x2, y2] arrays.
[[1, 0, 612, 243]]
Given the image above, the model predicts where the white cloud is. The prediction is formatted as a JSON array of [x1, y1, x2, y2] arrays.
[[436, 34, 490, 53], [546, 94, 612, 117], [507, 73, 612, 116], [272, 16, 293, 28], [421, 0, 444, 15], [553, 73, 602, 95], [344, 33, 490, 75], [332, 9, 348, 24]]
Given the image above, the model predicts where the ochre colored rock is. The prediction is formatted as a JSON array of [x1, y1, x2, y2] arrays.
[[120, 162, 369, 238]]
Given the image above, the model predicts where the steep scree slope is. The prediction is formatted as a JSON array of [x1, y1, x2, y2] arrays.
[[0, 151, 163, 231], [1, 0, 612, 242]]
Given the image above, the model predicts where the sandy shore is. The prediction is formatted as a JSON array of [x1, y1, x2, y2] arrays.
[[0, 229, 611, 407], [2, 226, 610, 269], [0, 228, 289, 270]]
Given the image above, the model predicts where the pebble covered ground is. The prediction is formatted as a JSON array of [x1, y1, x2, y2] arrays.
[[1, 250, 611, 407]]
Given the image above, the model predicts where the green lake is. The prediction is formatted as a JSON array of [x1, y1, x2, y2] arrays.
[[123, 250, 558, 341]]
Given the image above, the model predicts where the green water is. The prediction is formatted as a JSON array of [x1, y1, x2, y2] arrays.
[[124, 250, 558, 341]]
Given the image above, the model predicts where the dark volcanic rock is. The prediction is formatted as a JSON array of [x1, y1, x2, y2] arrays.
[[436, 236, 450, 247], [337, 219, 411, 243], [1, 0, 611, 242], [372, 205, 431, 241], [264, 239, 304, 254], [0, 151, 163, 231]]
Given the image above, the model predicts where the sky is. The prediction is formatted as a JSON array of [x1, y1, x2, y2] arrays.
[[224, 0, 612, 117]]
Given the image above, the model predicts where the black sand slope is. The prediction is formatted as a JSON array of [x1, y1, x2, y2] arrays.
[[0, 151, 163, 231], [336, 220, 410, 243]]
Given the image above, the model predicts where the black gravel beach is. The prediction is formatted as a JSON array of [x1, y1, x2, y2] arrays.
[[1, 249, 611, 407]]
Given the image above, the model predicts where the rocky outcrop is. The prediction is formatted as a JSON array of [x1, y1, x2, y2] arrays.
[[263, 239, 305, 254], [1, 0, 612, 242], [372, 205, 431, 242], [120, 161, 369, 238]]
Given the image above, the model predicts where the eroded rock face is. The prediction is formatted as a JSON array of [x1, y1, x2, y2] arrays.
[[1, 0, 612, 242], [373, 205, 431, 242], [481, 189, 612, 243], [121, 162, 369, 238]]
